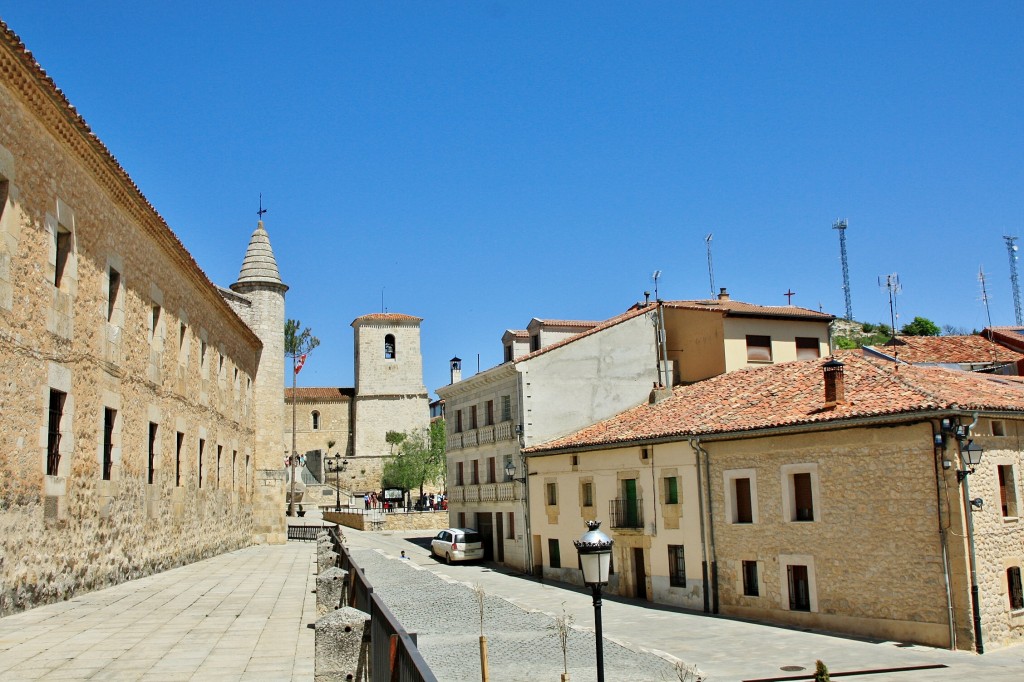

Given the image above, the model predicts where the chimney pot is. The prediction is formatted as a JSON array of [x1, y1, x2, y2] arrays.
[[823, 358, 845, 407], [718, 287, 730, 301]]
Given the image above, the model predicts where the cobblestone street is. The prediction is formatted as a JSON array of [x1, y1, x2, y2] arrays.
[[350, 547, 680, 681]]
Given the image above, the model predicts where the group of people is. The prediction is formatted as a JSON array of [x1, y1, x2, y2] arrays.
[[361, 490, 446, 512]]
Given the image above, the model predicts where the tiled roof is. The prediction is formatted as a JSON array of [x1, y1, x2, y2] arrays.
[[284, 387, 354, 401], [664, 300, 833, 320], [984, 327, 1024, 353], [504, 330, 530, 338], [533, 319, 601, 328], [351, 313, 423, 324], [234, 221, 284, 287], [864, 335, 1024, 365], [529, 354, 1024, 452], [514, 304, 658, 363]]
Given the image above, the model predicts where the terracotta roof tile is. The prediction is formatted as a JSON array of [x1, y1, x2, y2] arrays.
[[664, 300, 833, 320], [529, 354, 1024, 452], [284, 387, 354, 401], [505, 330, 530, 338], [533, 319, 601, 328], [351, 313, 422, 324], [864, 335, 1024, 365]]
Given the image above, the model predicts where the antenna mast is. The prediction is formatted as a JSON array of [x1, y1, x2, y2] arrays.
[[705, 234, 715, 298], [979, 266, 993, 330], [833, 219, 853, 321], [1005, 236, 1022, 325], [879, 273, 901, 337]]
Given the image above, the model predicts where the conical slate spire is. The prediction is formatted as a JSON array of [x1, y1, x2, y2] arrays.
[[233, 220, 285, 287]]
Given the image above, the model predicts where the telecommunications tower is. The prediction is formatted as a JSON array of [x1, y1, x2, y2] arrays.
[[833, 219, 853, 320], [1005, 236, 1023, 326]]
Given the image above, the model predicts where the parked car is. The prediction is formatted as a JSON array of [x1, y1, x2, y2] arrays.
[[430, 528, 484, 564]]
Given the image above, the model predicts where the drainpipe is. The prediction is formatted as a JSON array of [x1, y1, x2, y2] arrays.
[[959, 414, 984, 654], [649, 444, 657, 536], [930, 420, 957, 650], [692, 438, 708, 614], [516, 369, 533, 575], [658, 301, 671, 388]]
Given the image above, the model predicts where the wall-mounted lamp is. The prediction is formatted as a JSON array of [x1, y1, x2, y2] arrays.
[[970, 497, 984, 511]]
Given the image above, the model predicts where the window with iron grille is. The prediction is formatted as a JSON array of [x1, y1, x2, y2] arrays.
[[548, 539, 561, 568], [147, 422, 158, 485], [46, 389, 66, 476], [668, 545, 686, 587], [998, 465, 1019, 517], [501, 395, 512, 422], [1008, 566, 1024, 611], [102, 408, 115, 481], [742, 560, 759, 596], [787, 564, 811, 611], [746, 335, 772, 362], [664, 476, 679, 504]]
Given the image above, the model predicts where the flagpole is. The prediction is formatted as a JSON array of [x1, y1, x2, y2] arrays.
[[288, 352, 297, 517]]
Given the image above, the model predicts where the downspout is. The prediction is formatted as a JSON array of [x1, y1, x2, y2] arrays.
[[960, 413, 984, 654], [649, 445, 657, 536], [516, 368, 534, 575], [931, 420, 957, 650], [689, 437, 714, 614]]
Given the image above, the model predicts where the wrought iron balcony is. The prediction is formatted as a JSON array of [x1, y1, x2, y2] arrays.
[[608, 497, 644, 529]]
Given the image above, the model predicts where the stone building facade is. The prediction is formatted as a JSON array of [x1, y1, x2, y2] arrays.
[[528, 354, 1024, 651], [0, 21, 299, 615], [283, 313, 430, 496]]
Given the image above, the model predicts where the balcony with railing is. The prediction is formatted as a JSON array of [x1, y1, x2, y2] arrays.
[[609, 497, 644, 529], [447, 481, 521, 506], [446, 419, 517, 451]]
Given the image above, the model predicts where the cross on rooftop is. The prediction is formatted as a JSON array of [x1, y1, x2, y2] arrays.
[[258, 193, 268, 219], [785, 289, 796, 305]]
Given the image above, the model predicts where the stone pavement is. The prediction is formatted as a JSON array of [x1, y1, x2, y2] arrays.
[[349, 528, 1024, 682], [0, 542, 316, 681]]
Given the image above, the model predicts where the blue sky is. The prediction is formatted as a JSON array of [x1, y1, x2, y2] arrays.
[[5, 3, 1024, 395]]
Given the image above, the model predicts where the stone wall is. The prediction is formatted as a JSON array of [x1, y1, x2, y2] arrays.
[[324, 510, 446, 532], [0, 32, 259, 614]]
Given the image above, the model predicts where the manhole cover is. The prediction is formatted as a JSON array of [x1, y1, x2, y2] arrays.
[[780, 666, 805, 672]]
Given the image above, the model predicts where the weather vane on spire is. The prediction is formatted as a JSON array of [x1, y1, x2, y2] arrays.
[[257, 193, 268, 220]]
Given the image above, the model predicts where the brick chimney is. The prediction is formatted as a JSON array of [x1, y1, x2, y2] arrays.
[[718, 287, 730, 301], [823, 358, 845, 407]]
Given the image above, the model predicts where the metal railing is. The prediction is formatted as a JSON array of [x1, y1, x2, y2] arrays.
[[609, 497, 644, 529], [334, 529, 438, 682]]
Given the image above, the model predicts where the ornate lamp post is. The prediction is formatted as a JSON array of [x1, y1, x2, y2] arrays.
[[574, 520, 613, 682], [326, 453, 348, 512]]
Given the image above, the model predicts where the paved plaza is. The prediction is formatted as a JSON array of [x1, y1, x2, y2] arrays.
[[0, 543, 316, 681]]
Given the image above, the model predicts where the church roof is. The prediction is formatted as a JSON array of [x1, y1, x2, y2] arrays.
[[352, 313, 423, 325], [234, 221, 286, 288], [285, 387, 354, 401]]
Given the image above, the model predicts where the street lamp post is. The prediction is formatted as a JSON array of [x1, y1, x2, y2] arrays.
[[326, 453, 348, 512], [574, 520, 613, 682], [956, 438, 985, 654]]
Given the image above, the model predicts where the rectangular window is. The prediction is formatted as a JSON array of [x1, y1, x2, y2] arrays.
[[179, 322, 187, 361], [992, 419, 1007, 436], [742, 560, 760, 596], [471, 405, 478, 430], [46, 389, 66, 476], [54, 227, 71, 288], [200, 340, 208, 372], [788, 565, 811, 611], [530, 334, 540, 352], [487, 457, 496, 484], [150, 305, 161, 344], [665, 476, 679, 504], [486, 400, 494, 426], [641, 447, 650, 460], [548, 538, 561, 568], [198, 438, 205, 488], [458, 512, 466, 528], [175, 432, 184, 487], [1009, 567, 1024, 611], [456, 461, 464, 486], [793, 472, 814, 521], [501, 395, 512, 422], [571, 454, 579, 468], [746, 335, 772, 362], [216, 445, 223, 488], [668, 545, 686, 587], [471, 460, 479, 485], [504, 345, 513, 362], [795, 337, 820, 360], [147, 422, 157, 485], [734, 477, 753, 523], [546, 482, 557, 506], [507, 512, 515, 539], [998, 465, 1019, 518], [245, 454, 250, 492], [102, 408, 115, 481], [582, 482, 594, 507], [456, 410, 463, 433], [232, 450, 237, 488], [106, 268, 120, 322]]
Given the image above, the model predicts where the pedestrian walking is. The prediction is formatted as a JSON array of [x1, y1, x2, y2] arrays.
[[363, 493, 369, 509]]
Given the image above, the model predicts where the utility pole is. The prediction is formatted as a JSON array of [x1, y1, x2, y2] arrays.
[[833, 219, 853, 321]]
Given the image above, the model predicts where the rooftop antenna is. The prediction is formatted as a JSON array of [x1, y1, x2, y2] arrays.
[[381, 287, 385, 314], [979, 266, 994, 331], [1005, 236, 1022, 325], [833, 219, 853, 321], [652, 270, 662, 301], [257, 193, 268, 220], [705, 234, 715, 298], [879, 273, 902, 358]]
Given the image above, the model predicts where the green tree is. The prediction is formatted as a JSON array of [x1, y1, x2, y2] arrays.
[[381, 420, 447, 500], [900, 316, 940, 336], [285, 319, 319, 516]]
